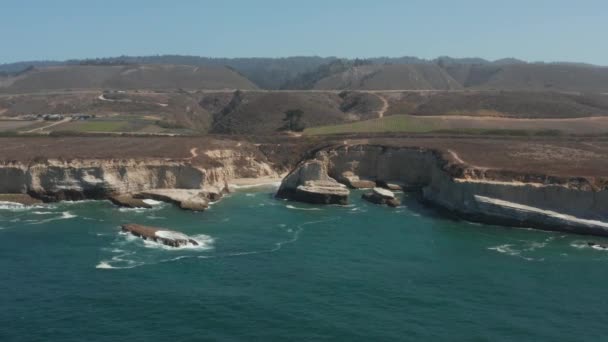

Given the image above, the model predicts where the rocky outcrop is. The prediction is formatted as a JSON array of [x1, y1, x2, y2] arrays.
[[136, 189, 214, 211], [121, 224, 199, 247], [278, 144, 608, 236], [337, 171, 376, 189], [376, 180, 403, 191], [362, 187, 401, 207], [293, 180, 349, 205], [109, 195, 152, 209], [460, 195, 608, 235], [0, 193, 42, 205], [0, 147, 279, 209], [276, 159, 349, 204]]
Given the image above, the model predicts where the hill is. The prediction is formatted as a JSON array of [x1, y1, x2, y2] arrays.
[[206, 90, 382, 135], [311, 64, 462, 90], [0, 56, 337, 89], [383, 91, 608, 118], [444, 63, 608, 92], [0, 64, 258, 93], [3, 55, 608, 92]]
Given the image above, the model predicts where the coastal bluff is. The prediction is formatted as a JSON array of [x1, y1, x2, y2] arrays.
[[0, 138, 282, 209], [277, 144, 608, 236]]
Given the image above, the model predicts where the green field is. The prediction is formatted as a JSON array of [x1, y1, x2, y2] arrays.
[[304, 115, 439, 135], [57, 120, 128, 132], [304, 114, 608, 136]]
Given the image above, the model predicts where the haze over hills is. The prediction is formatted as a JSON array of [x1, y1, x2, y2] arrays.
[[1, 55, 608, 92]]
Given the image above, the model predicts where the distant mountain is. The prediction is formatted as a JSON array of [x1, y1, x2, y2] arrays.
[[0, 56, 336, 90], [0, 64, 258, 93], [1, 55, 608, 92], [311, 64, 461, 90]]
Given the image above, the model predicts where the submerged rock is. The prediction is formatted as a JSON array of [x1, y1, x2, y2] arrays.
[[587, 242, 608, 250], [109, 195, 152, 209], [121, 224, 199, 247], [362, 187, 401, 207]]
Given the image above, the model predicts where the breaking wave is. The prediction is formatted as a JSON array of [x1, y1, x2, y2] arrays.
[[570, 241, 608, 251], [487, 239, 549, 261]]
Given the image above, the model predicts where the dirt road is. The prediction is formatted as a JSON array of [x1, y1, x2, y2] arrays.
[[24, 118, 70, 133]]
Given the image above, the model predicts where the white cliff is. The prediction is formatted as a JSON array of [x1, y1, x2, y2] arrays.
[[278, 144, 608, 236]]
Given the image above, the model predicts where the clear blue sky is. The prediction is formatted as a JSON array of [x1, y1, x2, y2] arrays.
[[2, 0, 606, 64]]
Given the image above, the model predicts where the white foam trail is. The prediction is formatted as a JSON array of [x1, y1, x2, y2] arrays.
[[99, 217, 341, 270], [0, 201, 25, 210], [29, 211, 77, 225], [285, 205, 322, 211], [118, 207, 149, 213], [146, 215, 166, 220], [95, 260, 143, 270], [32, 211, 54, 215], [487, 244, 542, 261]]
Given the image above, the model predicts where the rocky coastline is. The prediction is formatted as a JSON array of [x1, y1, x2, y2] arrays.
[[1, 142, 608, 237], [0, 146, 280, 210], [277, 144, 608, 237]]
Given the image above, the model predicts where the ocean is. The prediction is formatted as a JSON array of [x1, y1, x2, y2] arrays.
[[1, 186, 607, 341]]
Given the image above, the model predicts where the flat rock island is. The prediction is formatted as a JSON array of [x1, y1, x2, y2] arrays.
[[121, 224, 199, 248]]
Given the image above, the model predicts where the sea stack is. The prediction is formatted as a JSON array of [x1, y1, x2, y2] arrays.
[[276, 159, 350, 205]]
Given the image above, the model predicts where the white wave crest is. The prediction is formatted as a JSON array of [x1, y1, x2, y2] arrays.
[[31, 211, 54, 215], [28, 211, 77, 225], [0, 202, 25, 210], [488, 244, 542, 261], [285, 205, 322, 211], [96, 261, 114, 269], [142, 233, 215, 251]]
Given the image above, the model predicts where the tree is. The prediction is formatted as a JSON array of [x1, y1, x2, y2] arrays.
[[281, 109, 305, 132]]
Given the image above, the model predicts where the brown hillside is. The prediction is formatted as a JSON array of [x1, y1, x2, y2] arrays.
[[208, 91, 368, 134], [313, 64, 462, 90], [383, 91, 608, 118], [445, 63, 608, 92], [0, 65, 258, 93]]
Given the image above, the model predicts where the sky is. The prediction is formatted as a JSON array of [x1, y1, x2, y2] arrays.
[[1, 0, 606, 65]]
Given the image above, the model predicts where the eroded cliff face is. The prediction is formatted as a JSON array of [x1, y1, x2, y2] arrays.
[[0, 148, 279, 202], [278, 144, 608, 235]]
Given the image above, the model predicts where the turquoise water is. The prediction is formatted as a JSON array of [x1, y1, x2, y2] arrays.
[[1, 187, 608, 341]]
